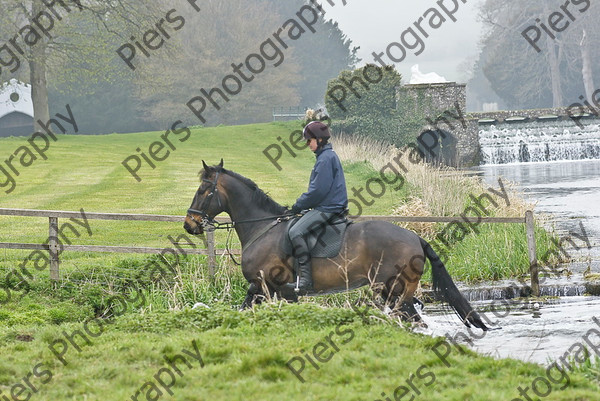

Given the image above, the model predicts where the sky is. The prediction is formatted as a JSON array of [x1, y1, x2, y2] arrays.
[[325, 0, 485, 84]]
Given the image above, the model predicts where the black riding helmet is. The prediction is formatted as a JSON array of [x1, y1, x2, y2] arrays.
[[303, 121, 331, 141]]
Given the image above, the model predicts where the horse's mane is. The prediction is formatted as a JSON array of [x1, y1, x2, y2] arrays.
[[201, 166, 288, 215]]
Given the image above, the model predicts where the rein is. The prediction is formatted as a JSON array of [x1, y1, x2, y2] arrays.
[[187, 212, 293, 230], [186, 171, 295, 265]]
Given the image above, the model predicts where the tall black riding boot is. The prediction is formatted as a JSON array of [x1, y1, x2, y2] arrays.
[[283, 236, 313, 295]]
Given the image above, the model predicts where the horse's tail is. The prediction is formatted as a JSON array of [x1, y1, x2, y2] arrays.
[[420, 237, 488, 331]]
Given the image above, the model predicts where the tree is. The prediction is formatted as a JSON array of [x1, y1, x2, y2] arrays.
[[473, 0, 600, 109], [0, 0, 162, 131], [324, 65, 422, 147], [325, 65, 401, 120], [134, 0, 302, 126], [264, 0, 360, 106], [0, 0, 359, 132], [291, 20, 359, 106], [134, 0, 359, 126]]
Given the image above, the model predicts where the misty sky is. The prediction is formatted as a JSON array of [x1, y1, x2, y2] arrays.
[[326, 0, 484, 83]]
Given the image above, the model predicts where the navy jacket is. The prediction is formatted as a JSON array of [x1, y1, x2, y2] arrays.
[[293, 144, 348, 213]]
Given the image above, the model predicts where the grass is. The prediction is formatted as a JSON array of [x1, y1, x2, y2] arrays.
[[0, 122, 590, 400], [0, 121, 565, 288], [1, 300, 598, 401], [432, 223, 559, 282], [0, 122, 560, 284]]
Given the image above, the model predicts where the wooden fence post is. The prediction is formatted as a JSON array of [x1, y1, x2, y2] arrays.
[[48, 217, 60, 281], [525, 210, 539, 296], [206, 229, 216, 278]]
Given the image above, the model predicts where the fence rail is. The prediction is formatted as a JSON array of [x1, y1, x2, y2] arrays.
[[0, 208, 539, 294], [272, 106, 307, 121]]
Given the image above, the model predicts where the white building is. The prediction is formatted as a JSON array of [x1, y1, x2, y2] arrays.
[[0, 79, 34, 137]]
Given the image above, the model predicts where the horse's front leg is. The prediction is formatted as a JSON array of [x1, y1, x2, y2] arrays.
[[240, 281, 262, 309]]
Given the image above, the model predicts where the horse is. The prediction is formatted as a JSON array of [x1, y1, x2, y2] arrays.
[[184, 160, 488, 330]]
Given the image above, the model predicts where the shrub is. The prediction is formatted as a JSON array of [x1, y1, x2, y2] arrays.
[[324, 64, 434, 148], [325, 64, 401, 121]]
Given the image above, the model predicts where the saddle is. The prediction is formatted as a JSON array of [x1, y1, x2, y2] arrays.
[[281, 212, 351, 258]]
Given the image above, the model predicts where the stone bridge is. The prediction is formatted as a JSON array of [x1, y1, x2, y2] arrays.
[[472, 107, 584, 124]]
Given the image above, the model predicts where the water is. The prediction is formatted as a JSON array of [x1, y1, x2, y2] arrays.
[[476, 159, 600, 255], [420, 159, 600, 365], [419, 296, 600, 365]]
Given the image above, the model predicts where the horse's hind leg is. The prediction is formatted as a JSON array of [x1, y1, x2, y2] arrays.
[[398, 299, 421, 322], [385, 274, 422, 323]]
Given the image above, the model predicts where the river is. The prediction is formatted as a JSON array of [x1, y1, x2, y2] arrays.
[[478, 159, 600, 255], [421, 159, 600, 365]]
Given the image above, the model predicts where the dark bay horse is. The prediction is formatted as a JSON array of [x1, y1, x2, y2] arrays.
[[184, 160, 488, 330]]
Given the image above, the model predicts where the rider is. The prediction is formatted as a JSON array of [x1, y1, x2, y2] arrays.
[[283, 118, 348, 295]]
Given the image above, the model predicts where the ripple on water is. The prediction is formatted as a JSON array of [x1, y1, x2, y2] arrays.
[[420, 296, 600, 364]]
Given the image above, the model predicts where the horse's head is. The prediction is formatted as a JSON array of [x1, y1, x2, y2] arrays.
[[184, 159, 227, 235]]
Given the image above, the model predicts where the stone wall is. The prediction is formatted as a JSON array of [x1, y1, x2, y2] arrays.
[[397, 82, 478, 166], [397, 83, 466, 117]]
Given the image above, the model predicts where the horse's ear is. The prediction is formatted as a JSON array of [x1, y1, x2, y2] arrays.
[[218, 158, 224, 168], [202, 160, 209, 171]]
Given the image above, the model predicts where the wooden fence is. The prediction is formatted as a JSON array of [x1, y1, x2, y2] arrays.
[[272, 106, 307, 121], [0, 208, 539, 294]]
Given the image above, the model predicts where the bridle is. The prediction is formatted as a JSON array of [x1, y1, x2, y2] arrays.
[[187, 171, 226, 228]]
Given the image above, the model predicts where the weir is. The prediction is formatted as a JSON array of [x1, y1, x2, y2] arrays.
[[479, 119, 600, 165], [473, 107, 600, 165], [422, 280, 599, 303]]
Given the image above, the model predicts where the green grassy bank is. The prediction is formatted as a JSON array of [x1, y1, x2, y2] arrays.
[[0, 122, 593, 400], [2, 299, 598, 401]]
